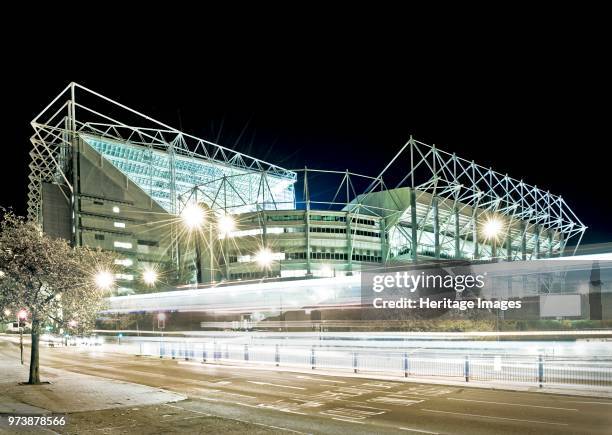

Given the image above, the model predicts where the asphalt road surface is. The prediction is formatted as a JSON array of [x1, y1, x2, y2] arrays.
[[17, 346, 612, 434]]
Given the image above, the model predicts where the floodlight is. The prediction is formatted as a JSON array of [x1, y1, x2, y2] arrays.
[[142, 268, 158, 286], [181, 203, 205, 230], [94, 270, 115, 290], [218, 214, 236, 235], [255, 248, 273, 267], [483, 217, 503, 240]]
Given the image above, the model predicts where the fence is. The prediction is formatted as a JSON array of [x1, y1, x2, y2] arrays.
[[132, 340, 612, 389]]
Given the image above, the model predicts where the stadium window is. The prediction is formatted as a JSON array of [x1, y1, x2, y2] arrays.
[[94, 234, 105, 240], [114, 222, 126, 228], [137, 240, 159, 247], [113, 241, 132, 249], [114, 258, 133, 267], [94, 200, 104, 205]]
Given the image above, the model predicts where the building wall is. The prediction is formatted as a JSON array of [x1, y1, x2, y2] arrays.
[[76, 138, 175, 294]]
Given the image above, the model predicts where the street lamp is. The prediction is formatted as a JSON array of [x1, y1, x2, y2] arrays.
[[157, 312, 166, 358], [18, 310, 27, 365], [94, 270, 115, 290]]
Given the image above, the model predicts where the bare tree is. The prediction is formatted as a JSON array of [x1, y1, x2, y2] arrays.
[[0, 211, 115, 384]]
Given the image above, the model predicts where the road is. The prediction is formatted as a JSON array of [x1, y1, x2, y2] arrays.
[[16, 344, 610, 434]]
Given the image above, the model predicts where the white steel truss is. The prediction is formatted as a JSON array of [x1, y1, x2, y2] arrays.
[[27, 84, 585, 261], [27, 83, 296, 221]]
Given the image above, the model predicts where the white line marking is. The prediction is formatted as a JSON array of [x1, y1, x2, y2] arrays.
[[296, 375, 346, 383], [399, 427, 440, 434], [447, 397, 578, 411], [219, 391, 257, 399], [248, 381, 306, 390], [331, 417, 365, 424], [565, 400, 612, 405], [421, 409, 568, 426]]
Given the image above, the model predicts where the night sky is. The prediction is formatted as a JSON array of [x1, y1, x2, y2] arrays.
[[2, 48, 610, 246]]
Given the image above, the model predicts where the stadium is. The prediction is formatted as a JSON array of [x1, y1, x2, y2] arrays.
[[28, 83, 608, 330]]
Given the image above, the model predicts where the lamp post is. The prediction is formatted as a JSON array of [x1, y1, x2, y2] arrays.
[[18, 309, 27, 365], [157, 312, 166, 358]]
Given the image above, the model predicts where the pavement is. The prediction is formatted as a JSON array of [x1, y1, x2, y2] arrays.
[[1, 337, 611, 434]]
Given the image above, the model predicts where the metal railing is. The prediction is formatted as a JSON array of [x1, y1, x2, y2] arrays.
[[130, 341, 612, 389]]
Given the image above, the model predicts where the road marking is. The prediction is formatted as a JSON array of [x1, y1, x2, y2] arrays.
[[421, 409, 568, 426], [447, 397, 578, 411], [332, 417, 364, 424], [248, 381, 306, 390], [369, 396, 424, 406], [399, 427, 440, 434], [296, 375, 346, 383], [321, 406, 387, 421], [164, 403, 309, 434], [565, 400, 612, 405], [219, 392, 257, 399]]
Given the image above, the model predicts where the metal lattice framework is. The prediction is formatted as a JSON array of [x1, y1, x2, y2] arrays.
[[27, 83, 586, 262], [358, 138, 587, 259], [27, 83, 296, 221]]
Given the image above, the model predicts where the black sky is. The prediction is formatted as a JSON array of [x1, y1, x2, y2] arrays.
[[2, 37, 610, 246]]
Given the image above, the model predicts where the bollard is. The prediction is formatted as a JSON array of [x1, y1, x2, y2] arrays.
[[184, 342, 189, 361], [353, 352, 358, 373], [403, 352, 409, 378], [464, 355, 470, 382], [311, 346, 316, 370], [202, 343, 207, 363], [538, 354, 544, 388], [275, 344, 280, 367], [244, 344, 249, 361]]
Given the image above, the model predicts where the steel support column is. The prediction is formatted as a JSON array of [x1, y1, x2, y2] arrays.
[[433, 197, 440, 259], [454, 207, 461, 259], [410, 189, 418, 263]]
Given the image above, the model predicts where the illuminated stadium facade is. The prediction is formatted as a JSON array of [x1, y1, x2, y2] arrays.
[[28, 83, 587, 297]]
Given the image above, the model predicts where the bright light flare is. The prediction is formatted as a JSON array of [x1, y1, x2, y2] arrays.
[[218, 214, 236, 235], [181, 203, 205, 230], [18, 309, 27, 320], [94, 270, 115, 290], [3, 309, 10, 317], [321, 264, 332, 277], [255, 248, 273, 267], [482, 217, 503, 240], [142, 268, 158, 286], [157, 312, 166, 321]]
